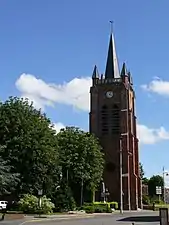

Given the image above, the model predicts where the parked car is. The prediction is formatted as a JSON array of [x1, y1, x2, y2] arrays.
[[0, 201, 8, 209]]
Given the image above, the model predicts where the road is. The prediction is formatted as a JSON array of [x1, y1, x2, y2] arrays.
[[0, 211, 160, 225]]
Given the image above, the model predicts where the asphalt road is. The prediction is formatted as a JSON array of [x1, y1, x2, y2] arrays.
[[0, 211, 160, 225]]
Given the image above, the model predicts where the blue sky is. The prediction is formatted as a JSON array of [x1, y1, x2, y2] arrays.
[[1, 0, 169, 179]]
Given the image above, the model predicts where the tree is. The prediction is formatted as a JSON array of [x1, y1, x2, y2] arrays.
[[0, 97, 60, 196], [56, 127, 104, 205], [139, 162, 145, 179], [0, 149, 20, 195], [139, 162, 149, 184], [142, 177, 149, 185], [52, 179, 76, 212], [148, 175, 164, 197]]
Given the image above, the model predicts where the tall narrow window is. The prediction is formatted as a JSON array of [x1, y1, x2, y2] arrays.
[[101, 105, 108, 135], [111, 104, 120, 134]]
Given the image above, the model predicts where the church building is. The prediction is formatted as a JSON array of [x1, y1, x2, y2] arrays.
[[89, 31, 142, 210]]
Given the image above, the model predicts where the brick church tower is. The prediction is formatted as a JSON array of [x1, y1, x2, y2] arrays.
[[89, 32, 142, 210]]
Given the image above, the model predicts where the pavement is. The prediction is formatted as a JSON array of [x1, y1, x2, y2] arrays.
[[0, 210, 160, 225]]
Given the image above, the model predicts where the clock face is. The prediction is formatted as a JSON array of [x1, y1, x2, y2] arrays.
[[106, 91, 113, 98]]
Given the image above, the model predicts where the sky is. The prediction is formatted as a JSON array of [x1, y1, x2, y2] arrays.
[[1, 0, 169, 182]]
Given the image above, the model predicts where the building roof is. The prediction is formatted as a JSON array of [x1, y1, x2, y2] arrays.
[[105, 33, 120, 79]]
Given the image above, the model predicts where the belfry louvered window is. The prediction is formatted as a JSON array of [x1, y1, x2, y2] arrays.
[[111, 104, 120, 134], [101, 105, 108, 135]]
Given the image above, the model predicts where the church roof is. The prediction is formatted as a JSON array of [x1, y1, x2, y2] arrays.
[[121, 62, 128, 76], [92, 65, 99, 79], [105, 33, 120, 79]]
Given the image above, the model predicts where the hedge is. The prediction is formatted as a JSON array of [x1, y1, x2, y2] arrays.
[[82, 201, 118, 213]]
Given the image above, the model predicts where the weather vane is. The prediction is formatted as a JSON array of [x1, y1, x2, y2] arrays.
[[109, 20, 114, 33]]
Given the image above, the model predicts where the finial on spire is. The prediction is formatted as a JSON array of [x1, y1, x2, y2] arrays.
[[109, 20, 114, 34], [105, 22, 120, 79]]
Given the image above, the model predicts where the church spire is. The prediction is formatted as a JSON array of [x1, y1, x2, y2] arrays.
[[121, 62, 128, 76], [105, 32, 120, 79], [92, 65, 99, 79]]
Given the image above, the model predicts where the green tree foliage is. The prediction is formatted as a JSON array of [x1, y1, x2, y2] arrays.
[[53, 180, 76, 212], [0, 149, 20, 195], [142, 195, 150, 205], [148, 175, 164, 197], [139, 162, 144, 179], [56, 127, 104, 204], [0, 97, 60, 195], [139, 162, 149, 184], [142, 177, 149, 185], [19, 194, 55, 214]]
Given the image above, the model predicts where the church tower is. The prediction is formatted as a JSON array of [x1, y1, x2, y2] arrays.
[[89, 32, 142, 210]]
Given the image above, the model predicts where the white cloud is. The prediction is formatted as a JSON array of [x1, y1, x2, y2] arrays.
[[15, 73, 169, 145], [141, 78, 169, 96], [53, 122, 65, 134], [15, 73, 91, 111], [137, 124, 169, 144]]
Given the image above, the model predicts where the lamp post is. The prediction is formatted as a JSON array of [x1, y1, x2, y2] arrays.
[[163, 167, 165, 204], [163, 167, 169, 204], [38, 189, 43, 217]]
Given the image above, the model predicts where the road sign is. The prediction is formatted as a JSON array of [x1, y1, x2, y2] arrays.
[[38, 189, 43, 196], [156, 186, 162, 195]]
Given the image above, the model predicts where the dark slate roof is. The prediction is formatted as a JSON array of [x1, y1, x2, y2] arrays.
[[121, 62, 128, 76], [105, 33, 120, 79], [92, 65, 99, 78]]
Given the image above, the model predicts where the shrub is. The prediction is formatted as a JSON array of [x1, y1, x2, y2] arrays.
[[82, 205, 94, 213], [82, 202, 116, 213], [150, 196, 164, 205], [93, 201, 118, 210], [94, 205, 111, 213], [18, 194, 55, 214], [109, 202, 118, 210], [142, 195, 150, 205], [52, 184, 76, 212]]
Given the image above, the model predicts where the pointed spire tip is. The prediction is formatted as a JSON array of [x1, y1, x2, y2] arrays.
[[105, 31, 120, 79], [92, 65, 99, 79]]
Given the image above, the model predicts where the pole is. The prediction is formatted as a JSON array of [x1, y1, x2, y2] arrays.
[[159, 194, 160, 202], [120, 138, 123, 214], [163, 167, 165, 204], [102, 182, 106, 203]]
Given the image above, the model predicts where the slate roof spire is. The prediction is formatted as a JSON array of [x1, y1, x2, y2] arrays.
[[121, 62, 128, 76], [92, 65, 99, 79], [105, 32, 120, 79]]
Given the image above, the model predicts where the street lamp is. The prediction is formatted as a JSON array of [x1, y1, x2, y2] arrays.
[[56, 186, 60, 191], [163, 167, 169, 204], [38, 189, 43, 217]]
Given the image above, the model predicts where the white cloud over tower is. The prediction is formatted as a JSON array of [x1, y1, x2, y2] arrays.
[[15, 73, 169, 144]]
